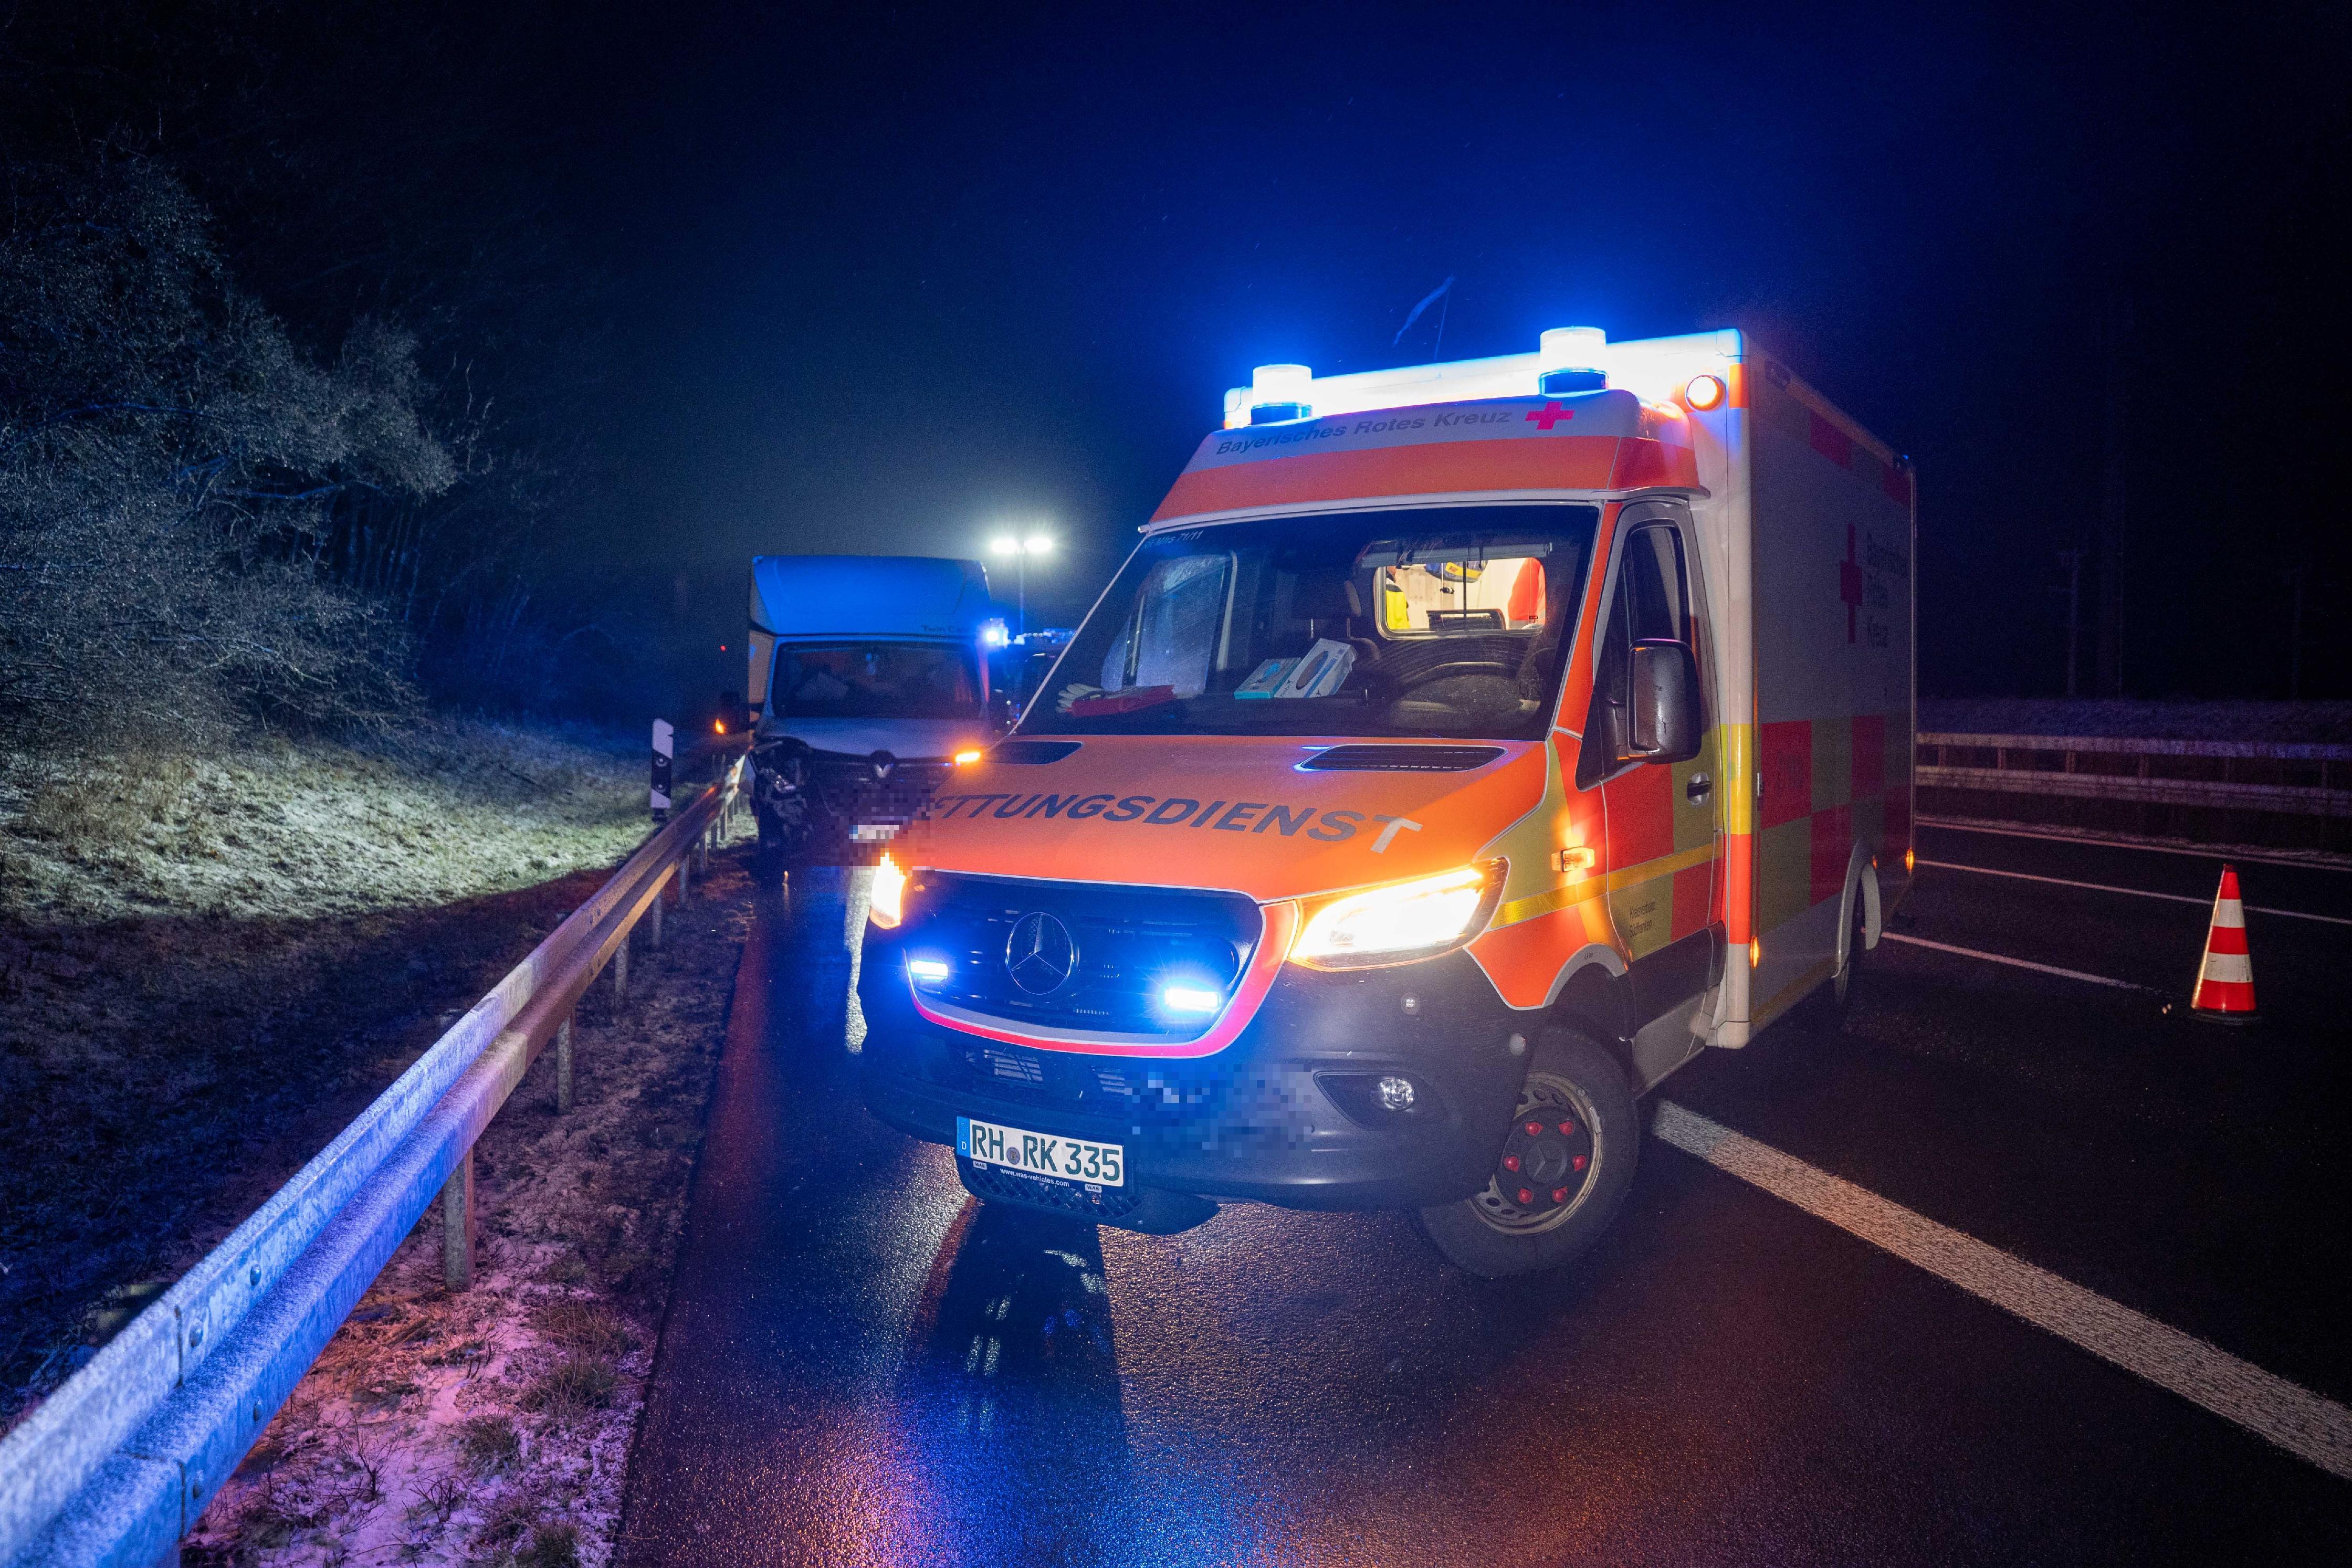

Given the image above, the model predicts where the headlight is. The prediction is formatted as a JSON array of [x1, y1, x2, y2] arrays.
[[869, 851, 906, 929], [1289, 860, 1505, 969]]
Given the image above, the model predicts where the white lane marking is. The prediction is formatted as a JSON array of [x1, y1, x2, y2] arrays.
[[1919, 816, 2352, 874], [1652, 1101, 2352, 1479], [1876, 931, 2156, 992], [1917, 859, 2352, 928]]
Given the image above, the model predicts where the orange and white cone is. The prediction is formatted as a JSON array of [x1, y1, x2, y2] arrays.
[[2189, 864, 2259, 1024]]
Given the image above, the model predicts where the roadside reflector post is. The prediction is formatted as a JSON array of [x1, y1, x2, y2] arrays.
[[442, 1147, 476, 1291], [555, 1016, 575, 1113], [652, 718, 674, 823]]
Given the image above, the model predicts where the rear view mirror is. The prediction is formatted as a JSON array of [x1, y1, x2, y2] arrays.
[[1624, 641, 1702, 763]]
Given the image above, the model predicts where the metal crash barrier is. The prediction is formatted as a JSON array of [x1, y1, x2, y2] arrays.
[[0, 751, 749, 1568], [1917, 731, 2352, 848]]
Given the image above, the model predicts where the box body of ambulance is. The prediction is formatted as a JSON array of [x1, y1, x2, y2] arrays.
[[855, 327, 1914, 1265]]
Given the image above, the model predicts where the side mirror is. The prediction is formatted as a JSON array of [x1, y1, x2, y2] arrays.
[[1624, 641, 1702, 763]]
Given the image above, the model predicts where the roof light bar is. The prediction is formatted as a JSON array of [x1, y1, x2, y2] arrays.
[[1249, 363, 1314, 425], [1537, 326, 1608, 396]]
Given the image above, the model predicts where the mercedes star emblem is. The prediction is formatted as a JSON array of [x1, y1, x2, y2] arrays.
[[1005, 911, 1078, 995]]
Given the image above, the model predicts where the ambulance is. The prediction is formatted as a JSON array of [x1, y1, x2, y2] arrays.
[[856, 327, 1915, 1276]]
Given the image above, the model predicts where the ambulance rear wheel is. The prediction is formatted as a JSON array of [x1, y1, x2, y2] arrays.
[[1417, 1027, 1637, 1279]]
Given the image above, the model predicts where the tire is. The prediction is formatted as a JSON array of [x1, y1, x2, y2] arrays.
[[1417, 1026, 1639, 1279], [752, 808, 788, 887], [1794, 880, 1870, 1033]]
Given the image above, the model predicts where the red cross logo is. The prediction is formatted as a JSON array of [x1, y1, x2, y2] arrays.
[[1526, 401, 1574, 431], [1840, 524, 1863, 644]]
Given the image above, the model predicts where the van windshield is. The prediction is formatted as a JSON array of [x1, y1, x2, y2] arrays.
[[771, 643, 981, 721], [1022, 503, 1599, 740]]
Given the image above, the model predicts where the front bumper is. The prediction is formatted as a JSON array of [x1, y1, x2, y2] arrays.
[[857, 919, 1534, 1219]]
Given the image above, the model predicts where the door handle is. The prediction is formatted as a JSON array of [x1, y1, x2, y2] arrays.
[[1685, 773, 1712, 803]]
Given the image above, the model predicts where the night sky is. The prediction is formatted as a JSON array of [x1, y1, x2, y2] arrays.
[[40, 2, 2352, 701], [579, 3, 2345, 701]]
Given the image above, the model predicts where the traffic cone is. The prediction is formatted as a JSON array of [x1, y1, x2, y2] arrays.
[[2189, 864, 2259, 1025]]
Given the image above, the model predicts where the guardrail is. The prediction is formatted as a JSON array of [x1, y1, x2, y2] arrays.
[[1916, 732, 2352, 820], [0, 748, 750, 1568]]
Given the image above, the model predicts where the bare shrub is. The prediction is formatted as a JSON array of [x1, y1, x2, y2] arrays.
[[519, 1356, 617, 1422], [0, 157, 453, 745], [519, 1520, 582, 1568], [532, 1298, 631, 1358], [455, 1414, 521, 1476]]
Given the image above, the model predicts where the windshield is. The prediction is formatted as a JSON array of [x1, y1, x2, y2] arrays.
[[1021, 503, 1599, 740], [770, 642, 981, 721]]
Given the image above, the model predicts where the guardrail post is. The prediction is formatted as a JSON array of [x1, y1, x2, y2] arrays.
[[678, 847, 693, 902], [613, 932, 630, 1005], [555, 1017, 574, 1114], [442, 1149, 476, 1291], [651, 877, 667, 951]]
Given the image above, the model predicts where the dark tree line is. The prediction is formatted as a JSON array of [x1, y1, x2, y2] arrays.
[[0, 0, 654, 742]]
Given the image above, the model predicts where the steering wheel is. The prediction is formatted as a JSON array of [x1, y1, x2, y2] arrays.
[[1406, 659, 1518, 687]]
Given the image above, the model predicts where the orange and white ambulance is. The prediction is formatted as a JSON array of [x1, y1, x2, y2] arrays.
[[856, 325, 1915, 1275]]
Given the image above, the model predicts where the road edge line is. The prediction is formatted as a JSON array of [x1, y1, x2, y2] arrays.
[[1652, 1101, 2352, 1480], [1877, 931, 2156, 991], [1917, 859, 2352, 927]]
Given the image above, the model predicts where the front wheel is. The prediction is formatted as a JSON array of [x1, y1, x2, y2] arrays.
[[1417, 1027, 1638, 1279], [752, 808, 790, 886]]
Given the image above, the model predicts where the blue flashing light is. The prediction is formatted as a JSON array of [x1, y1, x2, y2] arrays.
[[1248, 363, 1314, 425], [981, 618, 1010, 649], [1538, 368, 1607, 395], [1159, 983, 1224, 1016], [907, 956, 952, 984]]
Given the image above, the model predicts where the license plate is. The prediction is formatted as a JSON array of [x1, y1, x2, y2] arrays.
[[849, 823, 899, 843], [957, 1116, 1125, 1188]]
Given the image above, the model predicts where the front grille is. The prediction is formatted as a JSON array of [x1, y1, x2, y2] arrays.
[[805, 757, 951, 825], [902, 872, 1261, 1040]]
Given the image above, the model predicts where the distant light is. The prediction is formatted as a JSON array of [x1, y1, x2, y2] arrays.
[[1905, 847, 1916, 874], [1249, 363, 1314, 424], [1684, 374, 1726, 411], [713, 719, 727, 735], [1376, 1075, 1416, 1112], [907, 956, 951, 984], [1024, 535, 1053, 554], [953, 749, 983, 766], [1159, 984, 1223, 1016], [719, 644, 728, 652], [989, 538, 1018, 556]]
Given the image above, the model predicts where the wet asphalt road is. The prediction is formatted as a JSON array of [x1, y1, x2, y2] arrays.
[[616, 826, 2352, 1566]]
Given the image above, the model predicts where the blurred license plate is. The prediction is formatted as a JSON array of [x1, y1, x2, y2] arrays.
[[958, 1116, 1125, 1188]]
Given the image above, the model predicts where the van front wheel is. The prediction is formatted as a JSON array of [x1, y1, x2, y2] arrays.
[[1417, 1027, 1638, 1279]]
